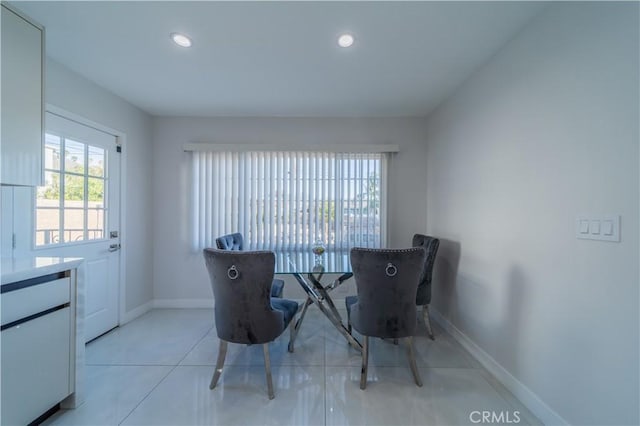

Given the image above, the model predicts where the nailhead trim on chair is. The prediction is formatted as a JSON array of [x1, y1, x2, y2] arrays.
[[206, 248, 275, 255], [351, 247, 426, 254]]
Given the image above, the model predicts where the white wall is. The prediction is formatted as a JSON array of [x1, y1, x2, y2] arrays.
[[151, 117, 428, 303], [425, 2, 638, 425], [2, 59, 155, 316]]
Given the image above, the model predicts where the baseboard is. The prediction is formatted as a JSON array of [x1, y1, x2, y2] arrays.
[[121, 301, 153, 324], [152, 298, 214, 309], [431, 309, 568, 426]]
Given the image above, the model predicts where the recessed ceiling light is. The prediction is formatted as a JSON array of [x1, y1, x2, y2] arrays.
[[337, 33, 355, 48], [171, 32, 192, 48]]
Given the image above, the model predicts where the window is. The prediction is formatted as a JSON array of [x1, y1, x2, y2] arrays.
[[36, 133, 107, 246], [190, 150, 388, 253]]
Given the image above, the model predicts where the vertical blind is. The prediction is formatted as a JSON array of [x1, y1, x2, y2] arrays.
[[191, 150, 387, 253]]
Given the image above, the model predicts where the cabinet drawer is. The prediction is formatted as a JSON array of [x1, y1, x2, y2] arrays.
[[1, 277, 70, 326], [1, 307, 71, 426]]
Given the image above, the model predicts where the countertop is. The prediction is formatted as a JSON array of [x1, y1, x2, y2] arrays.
[[1, 257, 84, 285]]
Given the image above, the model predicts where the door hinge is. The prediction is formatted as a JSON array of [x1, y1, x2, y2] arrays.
[[12, 233, 16, 249]]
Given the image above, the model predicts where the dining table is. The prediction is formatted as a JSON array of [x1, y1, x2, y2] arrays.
[[275, 251, 363, 352]]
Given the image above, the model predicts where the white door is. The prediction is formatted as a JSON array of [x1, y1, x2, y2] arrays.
[[35, 112, 121, 342]]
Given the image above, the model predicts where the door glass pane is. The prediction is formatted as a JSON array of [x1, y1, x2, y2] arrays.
[[87, 209, 105, 240], [64, 209, 85, 242], [88, 177, 104, 207], [36, 209, 60, 245], [37, 122, 116, 247], [37, 171, 60, 208], [88, 145, 105, 177], [65, 139, 85, 174], [44, 134, 62, 170], [64, 173, 85, 205]]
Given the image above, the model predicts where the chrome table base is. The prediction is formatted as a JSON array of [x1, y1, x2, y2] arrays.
[[288, 271, 362, 352]]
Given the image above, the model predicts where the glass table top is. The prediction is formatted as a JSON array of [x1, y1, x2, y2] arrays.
[[274, 251, 351, 274]]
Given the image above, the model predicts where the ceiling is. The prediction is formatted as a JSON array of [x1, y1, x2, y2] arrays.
[[13, 1, 544, 117]]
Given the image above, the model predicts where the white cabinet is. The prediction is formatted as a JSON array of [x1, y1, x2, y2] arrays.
[[1, 273, 75, 425], [1, 4, 44, 186], [2, 308, 71, 425]]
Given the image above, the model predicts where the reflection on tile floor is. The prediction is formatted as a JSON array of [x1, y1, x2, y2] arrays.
[[44, 308, 541, 426]]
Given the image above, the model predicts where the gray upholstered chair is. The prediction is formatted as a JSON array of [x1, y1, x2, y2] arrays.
[[203, 248, 298, 399], [412, 234, 440, 340], [215, 232, 285, 298], [345, 247, 427, 390]]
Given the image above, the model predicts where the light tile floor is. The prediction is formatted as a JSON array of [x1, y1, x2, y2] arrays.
[[44, 308, 541, 426]]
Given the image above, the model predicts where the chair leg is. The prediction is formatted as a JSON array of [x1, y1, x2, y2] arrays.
[[288, 299, 311, 352], [423, 304, 435, 340], [405, 336, 423, 387], [288, 320, 295, 353], [360, 336, 369, 390], [263, 343, 275, 400], [210, 339, 228, 389]]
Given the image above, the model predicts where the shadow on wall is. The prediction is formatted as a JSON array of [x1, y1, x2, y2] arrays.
[[432, 237, 527, 379], [500, 265, 527, 377], [432, 238, 462, 319]]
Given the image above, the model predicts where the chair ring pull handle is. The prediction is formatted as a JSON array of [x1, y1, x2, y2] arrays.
[[227, 265, 239, 280], [385, 263, 397, 277]]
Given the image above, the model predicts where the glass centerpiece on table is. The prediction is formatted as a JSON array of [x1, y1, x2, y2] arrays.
[[311, 239, 326, 266]]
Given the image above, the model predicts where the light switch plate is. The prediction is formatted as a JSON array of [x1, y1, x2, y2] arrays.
[[576, 215, 620, 242], [579, 220, 589, 234]]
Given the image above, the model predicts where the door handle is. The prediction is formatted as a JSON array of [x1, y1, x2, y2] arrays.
[[108, 243, 121, 252]]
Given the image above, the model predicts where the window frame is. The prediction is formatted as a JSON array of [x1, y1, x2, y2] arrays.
[[34, 132, 109, 248]]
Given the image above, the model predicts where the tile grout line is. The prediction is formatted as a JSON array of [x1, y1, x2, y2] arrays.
[[117, 364, 177, 426], [76, 311, 537, 425], [473, 370, 530, 422], [428, 324, 541, 423], [117, 325, 213, 425], [475, 368, 541, 426], [428, 323, 539, 425]]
